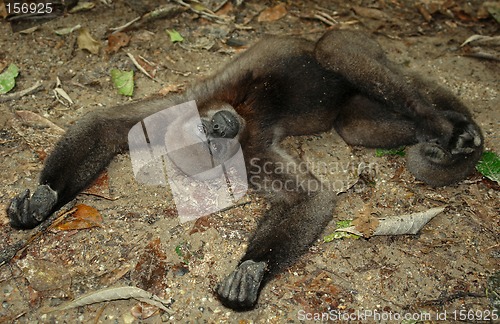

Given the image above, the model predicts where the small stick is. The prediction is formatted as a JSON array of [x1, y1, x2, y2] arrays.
[[127, 53, 155, 80], [0, 82, 43, 103]]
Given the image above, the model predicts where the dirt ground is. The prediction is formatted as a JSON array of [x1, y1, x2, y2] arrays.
[[0, 0, 499, 323]]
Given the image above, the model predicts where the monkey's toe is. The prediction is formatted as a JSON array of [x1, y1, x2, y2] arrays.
[[217, 260, 266, 310], [8, 185, 58, 229]]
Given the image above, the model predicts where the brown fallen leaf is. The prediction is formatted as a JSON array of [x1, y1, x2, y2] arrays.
[[216, 1, 233, 16], [189, 215, 212, 234], [352, 205, 379, 237], [15, 110, 65, 134], [158, 83, 184, 95], [352, 6, 390, 20], [99, 263, 133, 286], [130, 302, 159, 319], [133, 54, 157, 79], [77, 28, 100, 54], [258, 3, 287, 22], [132, 238, 169, 296], [54, 204, 103, 231], [82, 172, 111, 198], [106, 32, 130, 54]]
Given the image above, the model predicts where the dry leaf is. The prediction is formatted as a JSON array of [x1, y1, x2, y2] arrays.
[[106, 32, 130, 54], [132, 238, 169, 296], [77, 28, 100, 55], [352, 205, 379, 237], [54, 204, 103, 231], [258, 3, 287, 22], [352, 6, 390, 20], [158, 84, 184, 95], [15, 110, 65, 134], [83, 172, 111, 198], [216, 1, 233, 16], [189, 215, 212, 234], [44, 286, 170, 313], [99, 264, 133, 286], [131, 302, 159, 319], [337, 207, 446, 237]]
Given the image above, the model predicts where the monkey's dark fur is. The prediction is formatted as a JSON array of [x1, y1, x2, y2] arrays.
[[7, 31, 483, 310]]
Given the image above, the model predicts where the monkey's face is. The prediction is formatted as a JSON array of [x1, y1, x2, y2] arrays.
[[164, 108, 245, 180]]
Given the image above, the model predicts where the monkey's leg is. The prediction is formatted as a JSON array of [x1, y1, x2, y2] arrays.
[[315, 30, 461, 139], [217, 152, 335, 310], [336, 95, 483, 186], [316, 31, 483, 185], [334, 95, 417, 148]]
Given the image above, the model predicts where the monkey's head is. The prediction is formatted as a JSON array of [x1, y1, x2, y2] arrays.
[[165, 102, 246, 180]]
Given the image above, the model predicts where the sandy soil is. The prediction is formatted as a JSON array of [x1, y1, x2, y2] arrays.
[[0, 1, 498, 322]]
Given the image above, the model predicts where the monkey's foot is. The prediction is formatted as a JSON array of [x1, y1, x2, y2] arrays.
[[450, 123, 482, 155], [8, 185, 58, 229], [217, 260, 267, 310], [419, 111, 482, 158], [439, 111, 482, 155]]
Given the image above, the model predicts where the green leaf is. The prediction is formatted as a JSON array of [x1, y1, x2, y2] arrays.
[[175, 244, 184, 258], [336, 220, 352, 228], [0, 64, 20, 94], [375, 147, 406, 157], [110, 69, 134, 96], [323, 220, 361, 242], [476, 151, 500, 183], [166, 29, 184, 43]]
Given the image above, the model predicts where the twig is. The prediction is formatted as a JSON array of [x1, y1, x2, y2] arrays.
[[217, 200, 251, 214], [109, 17, 141, 34], [0, 82, 43, 103], [314, 11, 338, 26], [172, 0, 229, 24], [127, 53, 155, 80], [418, 291, 486, 307], [110, 5, 185, 34], [463, 52, 500, 61]]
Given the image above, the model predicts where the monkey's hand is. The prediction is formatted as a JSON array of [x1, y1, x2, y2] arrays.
[[7, 185, 58, 229], [418, 110, 482, 161], [216, 260, 267, 310]]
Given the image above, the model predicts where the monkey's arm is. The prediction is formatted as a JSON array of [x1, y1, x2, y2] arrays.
[[8, 96, 188, 228], [216, 150, 335, 310]]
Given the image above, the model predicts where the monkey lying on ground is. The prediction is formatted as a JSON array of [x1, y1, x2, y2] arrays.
[[7, 30, 483, 310]]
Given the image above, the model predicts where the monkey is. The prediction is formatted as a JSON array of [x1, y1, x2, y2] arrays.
[[7, 30, 483, 310]]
